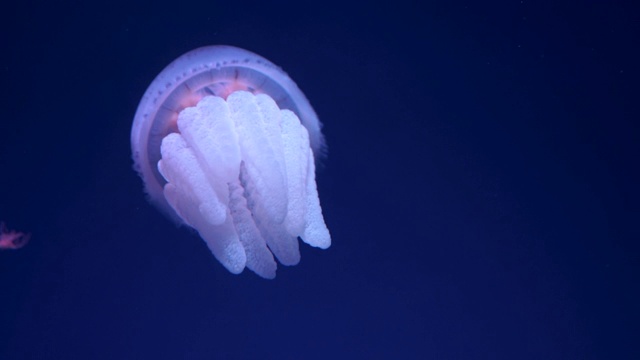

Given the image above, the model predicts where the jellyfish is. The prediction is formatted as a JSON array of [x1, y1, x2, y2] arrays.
[[131, 46, 331, 278], [0, 222, 30, 250]]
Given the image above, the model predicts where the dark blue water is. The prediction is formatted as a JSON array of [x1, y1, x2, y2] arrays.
[[1, 2, 638, 359]]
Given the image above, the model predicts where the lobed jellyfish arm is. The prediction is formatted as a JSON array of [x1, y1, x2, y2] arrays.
[[0, 222, 30, 250], [158, 91, 330, 277]]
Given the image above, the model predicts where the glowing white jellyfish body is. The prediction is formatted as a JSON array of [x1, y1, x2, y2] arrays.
[[131, 45, 331, 278]]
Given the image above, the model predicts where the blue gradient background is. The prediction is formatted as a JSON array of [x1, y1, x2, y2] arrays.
[[1, 1, 638, 359]]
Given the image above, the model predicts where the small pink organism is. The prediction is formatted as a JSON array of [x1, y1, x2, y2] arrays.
[[0, 222, 30, 250]]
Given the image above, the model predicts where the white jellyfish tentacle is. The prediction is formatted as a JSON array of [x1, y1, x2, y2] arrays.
[[158, 92, 328, 276]]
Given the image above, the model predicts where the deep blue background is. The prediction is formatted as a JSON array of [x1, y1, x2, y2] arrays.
[[1, 1, 638, 359]]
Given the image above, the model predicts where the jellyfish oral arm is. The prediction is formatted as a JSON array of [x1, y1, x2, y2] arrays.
[[158, 91, 330, 278]]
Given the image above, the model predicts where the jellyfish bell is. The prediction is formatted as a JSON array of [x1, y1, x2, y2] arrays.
[[131, 46, 325, 215], [131, 45, 331, 278]]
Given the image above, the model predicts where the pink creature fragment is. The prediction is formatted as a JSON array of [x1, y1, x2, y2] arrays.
[[0, 222, 30, 250]]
